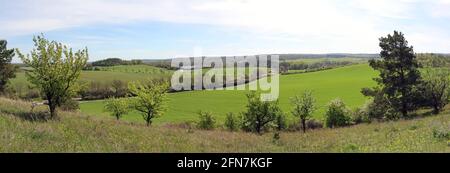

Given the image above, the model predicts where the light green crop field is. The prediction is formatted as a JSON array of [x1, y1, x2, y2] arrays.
[[95, 65, 173, 75], [286, 57, 369, 64], [80, 64, 378, 124], [8, 65, 173, 95]]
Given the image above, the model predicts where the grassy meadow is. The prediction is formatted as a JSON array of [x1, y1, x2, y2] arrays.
[[0, 97, 448, 152], [80, 64, 378, 124]]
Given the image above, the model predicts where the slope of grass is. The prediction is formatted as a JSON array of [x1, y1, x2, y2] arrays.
[[1, 98, 449, 152], [80, 64, 378, 124]]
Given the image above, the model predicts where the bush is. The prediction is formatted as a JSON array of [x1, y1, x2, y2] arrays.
[[197, 111, 215, 130], [22, 89, 41, 100], [224, 112, 238, 131], [59, 99, 80, 111], [275, 114, 287, 131], [351, 103, 370, 124], [241, 92, 283, 134], [361, 88, 401, 121], [432, 125, 450, 140], [324, 98, 351, 128], [306, 119, 323, 129], [104, 97, 130, 120]]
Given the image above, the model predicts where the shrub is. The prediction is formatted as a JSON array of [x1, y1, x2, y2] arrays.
[[351, 103, 370, 124], [59, 99, 80, 111], [275, 114, 287, 131], [111, 80, 128, 98], [197, 111, 215, 130], [241, 91, 283, 134], [224, 112, 238, 131], [306, 119, 323, 130], [22, 89, 41, 100], [420, 68, 450, 114], [432, 124, 450, 140], [104, 97, 130, 120], [362, 89, 401, 121], [324, 98, 351, 128]]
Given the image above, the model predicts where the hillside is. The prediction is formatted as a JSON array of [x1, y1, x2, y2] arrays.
[[80, 64, 378, 123], [0, 97, 449, 152]]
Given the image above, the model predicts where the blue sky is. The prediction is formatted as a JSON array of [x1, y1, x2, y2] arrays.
[[1, 0, 450, 62]]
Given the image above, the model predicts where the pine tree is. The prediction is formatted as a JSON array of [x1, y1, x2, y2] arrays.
[[0, 40, 16, 93], [369, 31, 421, 117]]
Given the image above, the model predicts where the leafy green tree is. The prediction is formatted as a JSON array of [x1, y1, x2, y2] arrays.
[[0, 40, 17, 93], [291, 90, 316, 133], [325, 98, 351, 128], [421, 68, 450, 114], [241, 91, 282, 134], [104, 97, 130, 120], [368, 31, 421, 117], [17, 35, 88, 118], [128, 79, 169, 126]]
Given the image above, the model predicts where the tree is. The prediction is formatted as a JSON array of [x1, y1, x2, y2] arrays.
[[128, 79, 169, 126], [290, 90, 316, 133], [421, 68, 450, 114], [324, 98, 351, 128], [0, 40, 17, 93], [368, 31, 421, 117], [17, 35, 88, 118], [241, 91, 282, 134], [104, 97, 130, 120]]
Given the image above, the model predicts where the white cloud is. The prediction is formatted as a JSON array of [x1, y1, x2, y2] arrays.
[[1, 0, 449, 54]]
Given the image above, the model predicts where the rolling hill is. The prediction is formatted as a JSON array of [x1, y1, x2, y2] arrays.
[[80, 64, 378, 124]]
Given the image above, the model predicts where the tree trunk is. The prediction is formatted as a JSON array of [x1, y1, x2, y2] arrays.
[[432, 105, 440, 115], [301, 119, 306, 133], [146, 113, 152, 126], [401, 102, 408, 118], [49, 104, 57, 119]]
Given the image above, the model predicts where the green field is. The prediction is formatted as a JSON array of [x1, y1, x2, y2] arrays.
[[286, 57, 369, 64], [9, 65, 173, 96], [80, 64, 378, 124]]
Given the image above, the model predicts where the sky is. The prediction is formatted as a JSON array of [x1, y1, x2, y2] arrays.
[[1, 0, 450, 62]]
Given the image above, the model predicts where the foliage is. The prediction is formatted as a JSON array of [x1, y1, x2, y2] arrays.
[[90, 58, 142, 67], [361, 87, 400, 121], [420, 68, 450, 114], [16, 35, 88, 118], [241, 91, 283, 134], [367, 31, 421, 118], [291, 90, 316, 132], [197, 111, 216, 130], [104, 97, 130, 120], [0, 40, 17, 93], [417, 53, 450, 68], [324, 98, 351, 128], [224, 112, 238, 131], [274, 114, 287, 131], [59, 99, 80, 111], [351, 106, 369, 124], [128, 79, 169, 126]]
